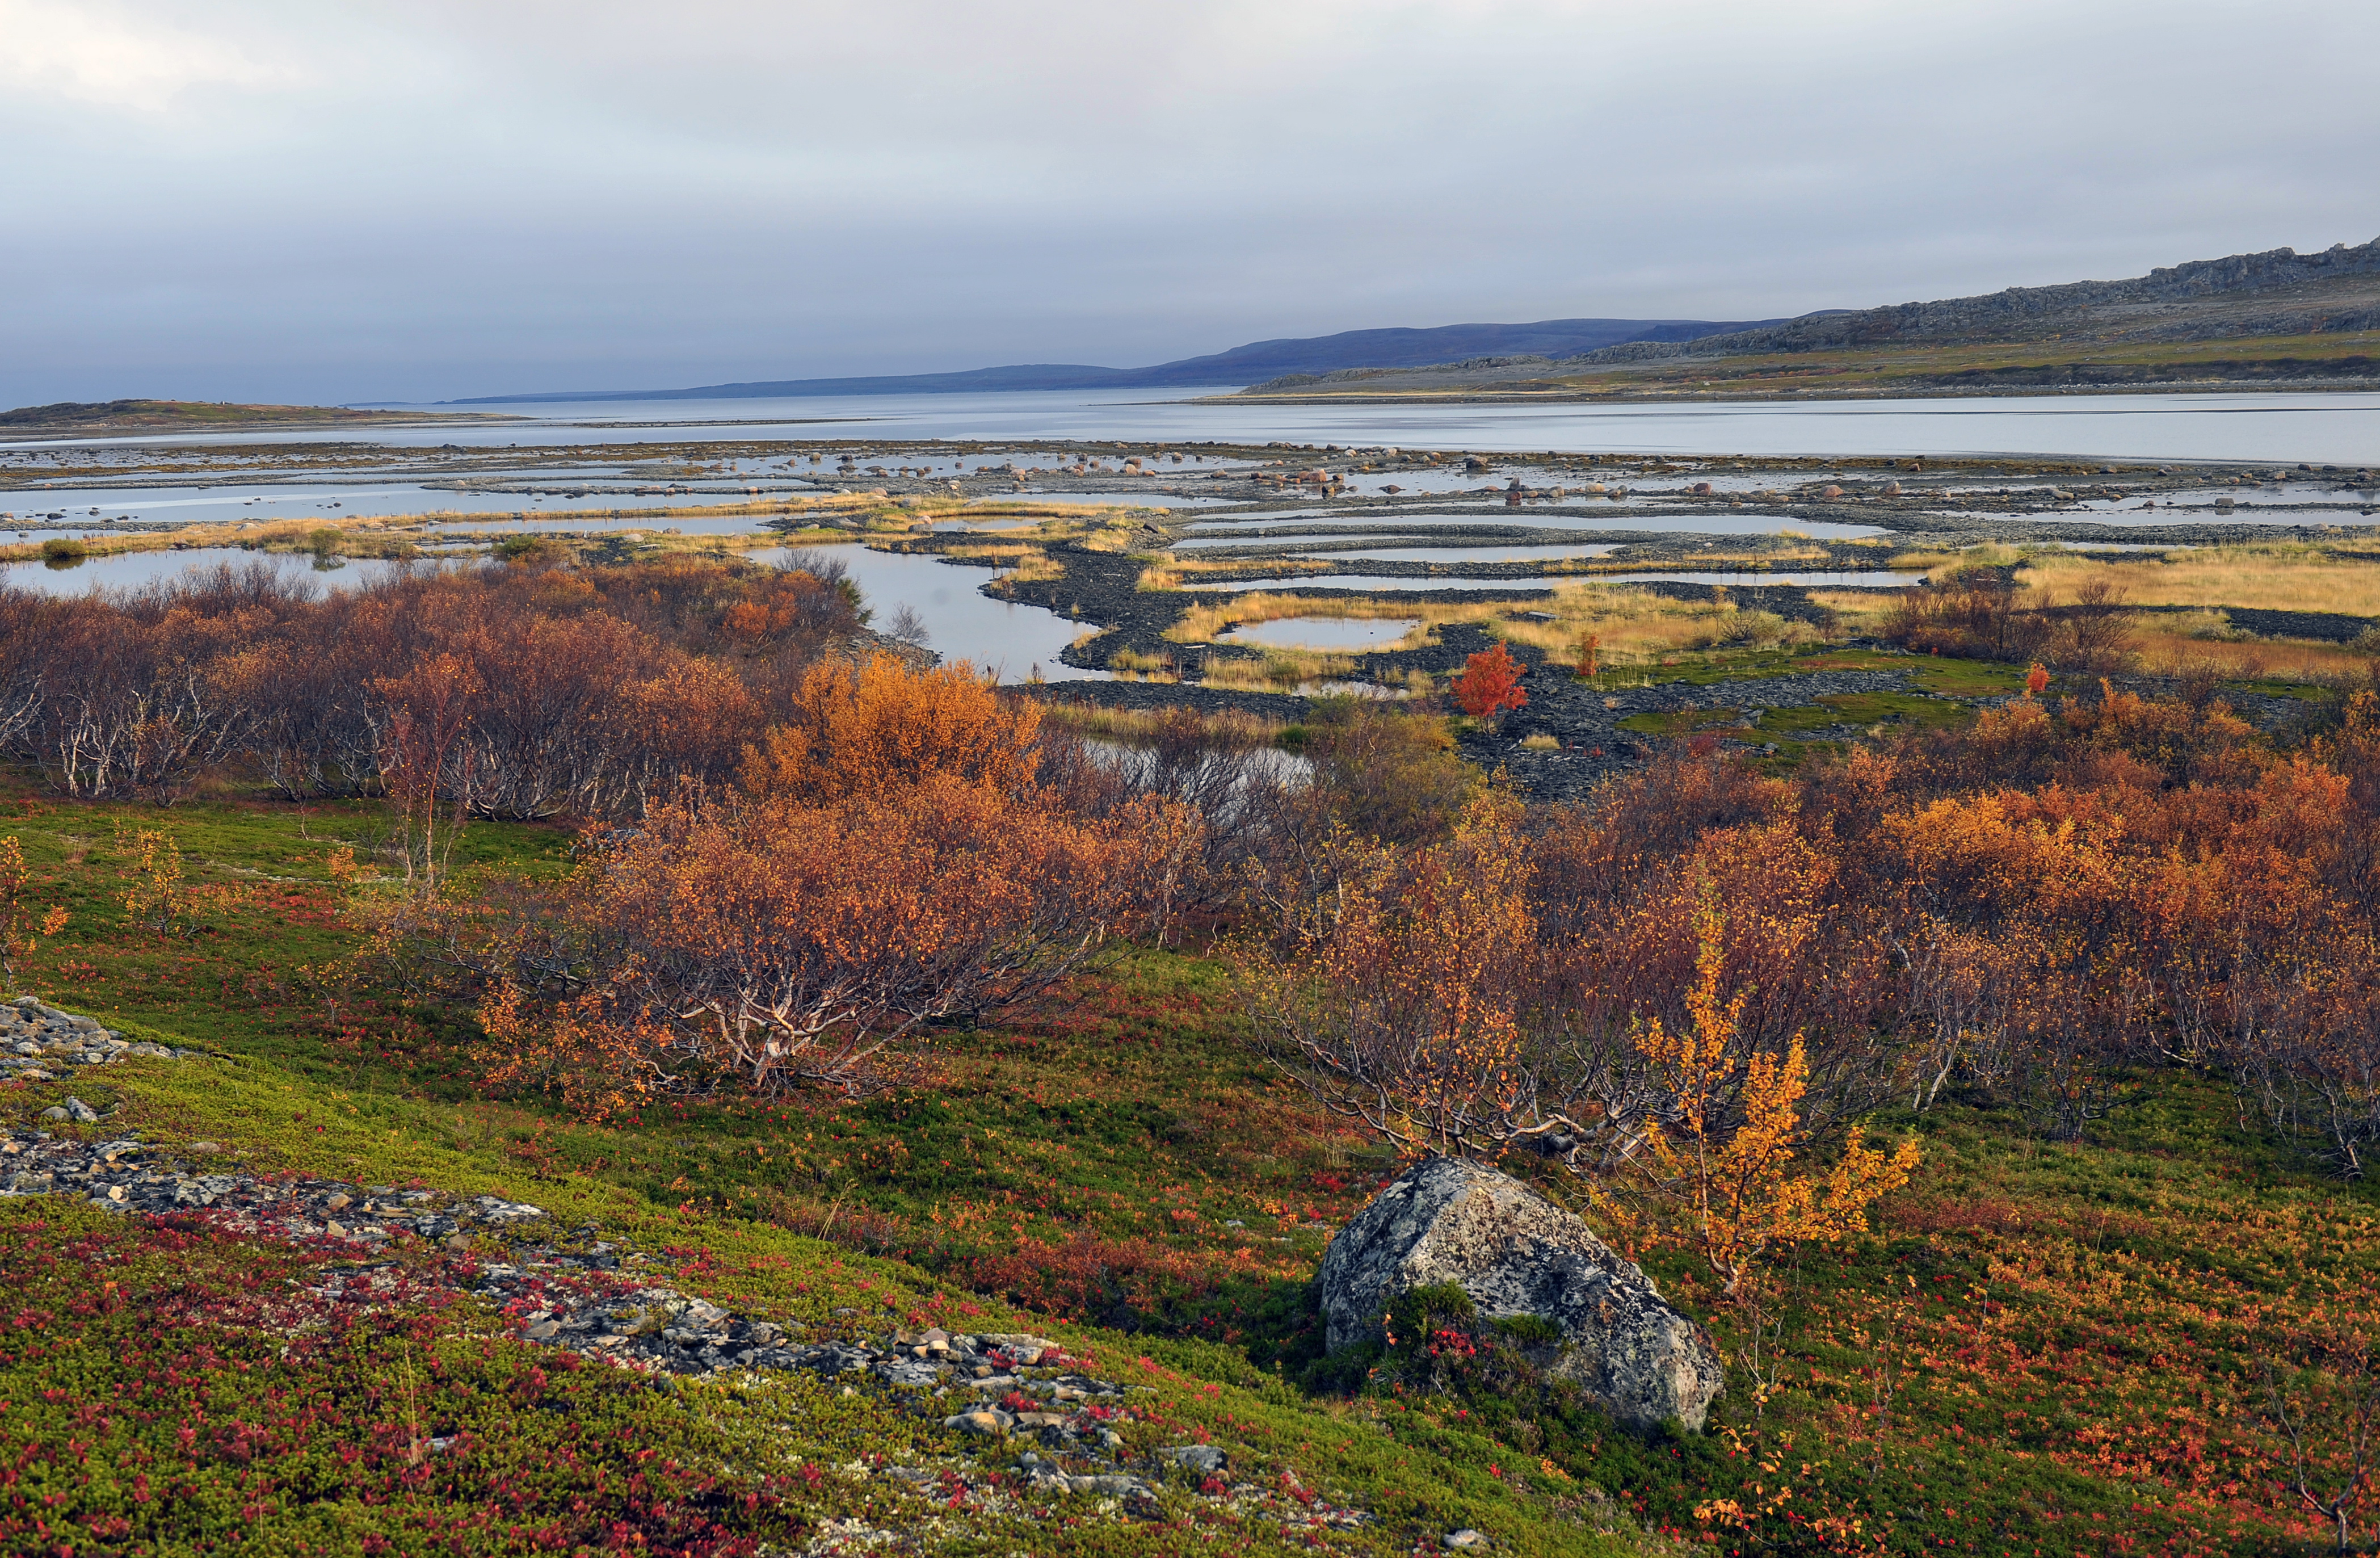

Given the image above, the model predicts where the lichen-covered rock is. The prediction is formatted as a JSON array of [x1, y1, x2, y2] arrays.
[[1319, 1157, 1724, 1430]]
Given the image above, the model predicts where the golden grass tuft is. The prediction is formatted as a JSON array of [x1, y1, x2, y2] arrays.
[[2015, 545, 2380, 617], [2133, 630, 2375, 683], [1035, 702, 1292, 747], [1200, 649, 1361, 691]]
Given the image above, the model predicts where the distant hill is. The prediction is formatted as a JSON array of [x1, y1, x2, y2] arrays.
[[1572, 237, 2380, 363], [443, 317, 1785, 404], [1235, 238, 2380, 398]]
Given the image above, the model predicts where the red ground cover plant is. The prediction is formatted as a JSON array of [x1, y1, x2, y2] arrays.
[[0, 1205, 805, 1555]]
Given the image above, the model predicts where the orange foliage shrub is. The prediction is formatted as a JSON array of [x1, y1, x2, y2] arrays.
[[469, 653, 1204, 1113], [0, 555, 864, 816], [739, 655, 1043, 804], [1595, 897, 1919, 1298], [1451, 642, 1528, 720], [1243, 796, 1559, 1159], [1255, 676, 2380, 1181], [0, 837, 69, 985], [480, 780, 1199, 1112]]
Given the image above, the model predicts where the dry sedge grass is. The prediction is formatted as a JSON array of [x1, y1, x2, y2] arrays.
[[2133, 629, 2376, 682], [1502, 582, 1816, 663], [1134, 558, 1336, 592], [1807, 588, 1903, 634], [1889, 543, 2070, 574], [1164, 590, 1542, 648], [2016, 546, 2380, 617], [1551, 543, 1834, 574], [1164, 583, 1819, 671], [0, 514, 424, 564], [1200, 649, 1361, 691], [1036, 701, 1292, 746]]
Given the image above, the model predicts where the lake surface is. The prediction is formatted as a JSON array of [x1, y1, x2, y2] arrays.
[[1, 549, 414, 595], [1179, 511, 1890, 537], [12, 389, 2380, 466], [1225, 617, 1421, 649], [1324, 544, 1623, 564], [748, 545, 1100, 682]]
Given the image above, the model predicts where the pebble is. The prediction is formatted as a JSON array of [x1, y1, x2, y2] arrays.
[[1160, 1444, 1228, 1474]]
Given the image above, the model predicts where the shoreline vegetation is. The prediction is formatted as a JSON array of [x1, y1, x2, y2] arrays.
[[0, 493, 1153, 568]]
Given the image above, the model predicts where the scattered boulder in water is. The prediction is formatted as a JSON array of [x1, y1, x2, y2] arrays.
[[1319, 1157, 1725, 1430]]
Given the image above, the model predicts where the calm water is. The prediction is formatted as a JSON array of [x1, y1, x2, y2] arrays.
[[748, 545, 1100, 682], [1324, 544, 1623, 564], [0, 484, 812, 530], [10, 389, 2379, 465], [1226, 617, 1421, 649], [1180, 511, 1891, 537], [0, 549, 415, 595]]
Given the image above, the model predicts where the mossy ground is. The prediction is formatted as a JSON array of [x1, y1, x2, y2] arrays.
[[5, 772, 2377, 1553]]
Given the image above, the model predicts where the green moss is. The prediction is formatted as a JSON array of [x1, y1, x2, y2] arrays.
[[1758, 692, 1974, 736], [1614, 707, 1749, 736]]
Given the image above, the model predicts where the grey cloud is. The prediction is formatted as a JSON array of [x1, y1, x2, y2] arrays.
[[2, 0, 2374, 404]]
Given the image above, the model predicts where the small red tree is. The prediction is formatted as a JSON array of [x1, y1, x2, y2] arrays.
[[1452, 643, 1528, 722], [1575, 633, 1601, 680]]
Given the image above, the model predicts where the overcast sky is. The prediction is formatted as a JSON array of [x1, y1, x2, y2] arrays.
[[4, 0, 2374, 405]]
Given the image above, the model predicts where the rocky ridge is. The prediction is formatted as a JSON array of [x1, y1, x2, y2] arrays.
[[1, 995, 203, 1085], [0, 1108, 1393, 1542]]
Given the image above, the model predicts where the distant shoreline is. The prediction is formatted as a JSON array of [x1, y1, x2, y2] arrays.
[[0, 400, 524, 440], [1214, 376, 2380, 409]]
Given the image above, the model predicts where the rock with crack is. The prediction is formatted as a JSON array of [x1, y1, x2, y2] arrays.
[[1318, 1156, 1725, 1430]]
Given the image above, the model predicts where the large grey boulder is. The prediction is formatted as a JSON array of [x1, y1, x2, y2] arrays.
[[1319, 1157, 1724, 1430]]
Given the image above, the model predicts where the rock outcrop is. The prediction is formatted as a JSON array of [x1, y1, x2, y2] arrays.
[[1319, 1157, 1724, 1430]]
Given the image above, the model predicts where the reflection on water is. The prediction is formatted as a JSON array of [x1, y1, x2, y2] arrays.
[[1206, 570, 1925, 593], [1330, 544, 1620, 563], [13, 389, 2370, 467], [419, 513, 772, 536], [1180, 511, 1890, 538], [1216, 574, 1550, 593], [0, 548, 414, 595], [750, 546, 1102, 682], [1583, 570, 1927, 587], [0, 484, 812, 530], [1224, 616, 1420, 649], [1175, 533, 1409, 551]]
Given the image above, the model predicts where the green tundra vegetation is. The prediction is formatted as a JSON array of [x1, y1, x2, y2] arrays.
[[5, 553, 2380, 1555]]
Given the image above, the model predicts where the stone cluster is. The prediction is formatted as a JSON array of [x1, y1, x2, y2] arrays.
[[0, 1126, 1343, 1523], [1, 996, 200, 1082], [0, 1128, 540, 1233]]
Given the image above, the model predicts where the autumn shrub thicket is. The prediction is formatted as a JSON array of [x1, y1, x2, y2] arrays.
[[452, 657, 1205, 1112], [1255, 688, 2380, 1190], [1883, 566, 2137, 670], [0, 553, 866, 811]]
